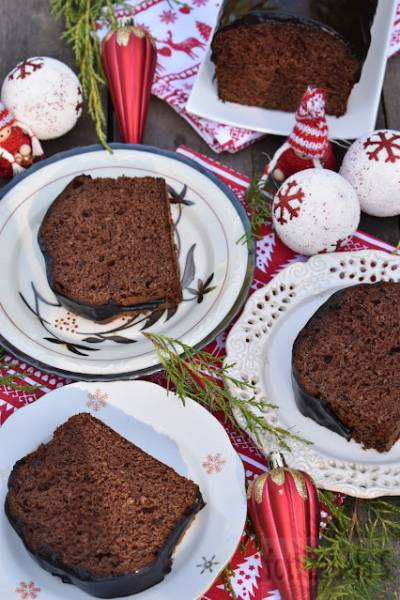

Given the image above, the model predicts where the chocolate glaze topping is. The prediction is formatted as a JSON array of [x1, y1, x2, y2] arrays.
[[216, 0, 377, 65], [5, 477, 205, 599]]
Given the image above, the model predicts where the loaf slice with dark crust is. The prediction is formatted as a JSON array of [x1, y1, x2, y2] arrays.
[[5, 413, 205, 598], [292, 282, 400, 453], [38, 175, 182, 322]]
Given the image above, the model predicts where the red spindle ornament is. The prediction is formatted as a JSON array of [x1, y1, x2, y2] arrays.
[[101, 23, 157, 144], [247, 452, 320, 600]]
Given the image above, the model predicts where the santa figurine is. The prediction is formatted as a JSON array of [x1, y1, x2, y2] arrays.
[[0, 102, 43, 178], [261, 87, 336, 184]]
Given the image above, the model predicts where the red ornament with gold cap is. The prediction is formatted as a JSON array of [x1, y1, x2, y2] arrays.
[[261, 87, 336, 184], [247, 452, 320, 600], [101, 21, 157, 144]]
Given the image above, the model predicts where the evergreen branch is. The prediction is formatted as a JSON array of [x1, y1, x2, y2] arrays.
[[239, 176, 273, 246], [0, 349, 39, 392], [144, 332, 307, 451], [49, 0, 130, 149], [306, 491, 400, 600]]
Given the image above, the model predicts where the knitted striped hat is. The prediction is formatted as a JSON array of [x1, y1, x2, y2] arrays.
[[0, 102, 15, 130], [287, 87, 329, 159]]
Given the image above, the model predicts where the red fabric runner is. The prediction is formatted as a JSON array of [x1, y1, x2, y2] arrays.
[[0, 147, 396, 600]]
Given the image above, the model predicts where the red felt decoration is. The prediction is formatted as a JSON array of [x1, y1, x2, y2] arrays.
[[101, 22, 157, 144], [262, 87, 336, 184], [247, 452, 320, 600], [0, 101, 43, 178]]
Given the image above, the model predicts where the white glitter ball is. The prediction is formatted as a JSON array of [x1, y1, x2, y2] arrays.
[[272, 169, 360, 256], [340, 129, 400, 217], [1, 57, 82, 140]]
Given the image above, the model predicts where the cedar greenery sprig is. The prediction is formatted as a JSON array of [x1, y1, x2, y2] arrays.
[[144, 332, 307, 451], [49, 0, 130, 149], [240, 177, 273, 245], [0, 349, 39, 393], [307, 491, 400, 600]]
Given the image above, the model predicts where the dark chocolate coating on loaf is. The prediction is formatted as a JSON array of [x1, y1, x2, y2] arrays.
[[6, 470, 205, 599], [216, 0, 377, 65], [291, 288, 354, 441]]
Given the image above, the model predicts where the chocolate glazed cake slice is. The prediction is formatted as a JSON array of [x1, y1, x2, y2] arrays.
[[211, 0, 377, 116], [292, 282, 400, 453], [38, 175, 182, 322], [5, 413, 205, 599]]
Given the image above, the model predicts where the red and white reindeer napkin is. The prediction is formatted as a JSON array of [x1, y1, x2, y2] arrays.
[[96, 0, 400, 153], [1, 147, 397, 600]]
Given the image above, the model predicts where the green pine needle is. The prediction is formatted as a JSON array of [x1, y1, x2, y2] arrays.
[[49, 0, 130, 149], [0, 348, 39, 393], [145, 332, 307, 451], [306, 491, 400, 600], [239, 176, 273, 246]]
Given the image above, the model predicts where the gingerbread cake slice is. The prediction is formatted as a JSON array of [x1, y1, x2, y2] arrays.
[[38, 175, 182, 321], [5, 413, 205, 598], [292, 282, 400, 453]]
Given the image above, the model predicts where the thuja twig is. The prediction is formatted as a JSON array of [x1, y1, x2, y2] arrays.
[[144, 332, 307, 451], [0, 349, 39, 393]]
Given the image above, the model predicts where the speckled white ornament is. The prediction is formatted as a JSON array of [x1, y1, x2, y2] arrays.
[[272, 169, 360, 255], [1, 57, 82, 140], [340, 129, 400, 217]]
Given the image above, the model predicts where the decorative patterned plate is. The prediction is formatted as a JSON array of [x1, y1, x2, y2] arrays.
[[225, 250, 400, 499], [0, 380, 246, 600], [0, 144, 254, 380], [187, 0, 396, 139]]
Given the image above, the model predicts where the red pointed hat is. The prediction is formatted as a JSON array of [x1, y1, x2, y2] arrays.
[[288, 87, 329, 159], [0, 102, 15, 130]]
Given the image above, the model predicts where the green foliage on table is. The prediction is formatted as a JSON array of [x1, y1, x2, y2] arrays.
[[307, 491, 400, 600], [49, 0, 130, 149], [0, 348, 39, 392]]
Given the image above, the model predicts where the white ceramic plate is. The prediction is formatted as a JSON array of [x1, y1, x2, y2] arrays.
[[0, 144, 254, 380], [225, 250, 400, 499], [187, 0, 396, 139], [0, 380, 246, 600]]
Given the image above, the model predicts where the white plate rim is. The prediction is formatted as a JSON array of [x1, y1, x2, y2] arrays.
[[0, 143, 255, 381], [0, 379, 247, 600], [224, 249, 400, 499]]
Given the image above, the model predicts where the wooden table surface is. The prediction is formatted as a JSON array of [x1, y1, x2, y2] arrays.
[[1, 2, 400, 597]]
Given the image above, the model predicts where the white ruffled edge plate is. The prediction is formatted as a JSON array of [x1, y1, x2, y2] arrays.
[[225, 250, 400, 499], [0, 380, 246, 600]]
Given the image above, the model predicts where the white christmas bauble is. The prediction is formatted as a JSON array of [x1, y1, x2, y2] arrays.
[[339, 129, 400, 217], [272, 169, 360, 255], [1, 57, 82, 140]]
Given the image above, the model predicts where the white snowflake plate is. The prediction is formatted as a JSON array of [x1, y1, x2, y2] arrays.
[[225, 250, 400, 499], [0, 379, 247, 600], [0, 144, 254, 380], [187, 0, 396, 139]]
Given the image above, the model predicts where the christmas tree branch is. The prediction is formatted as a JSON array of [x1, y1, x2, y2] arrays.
[[306, 491, 400, 600], [49, 0, 130, 149], [0, 348, 39, 392], [145, 332, 308, 451], [239, 177, 273, 245]]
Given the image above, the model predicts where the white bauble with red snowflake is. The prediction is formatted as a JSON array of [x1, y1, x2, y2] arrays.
[[340, 129, 400, 217], [1, 57, 82, 140], [272, 169, 360, 255]]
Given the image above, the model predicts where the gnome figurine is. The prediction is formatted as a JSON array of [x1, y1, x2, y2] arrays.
[[0, 102, 43, 178], [262, 87, 336, 184]]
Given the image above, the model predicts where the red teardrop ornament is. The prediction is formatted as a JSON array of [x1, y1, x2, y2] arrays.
[[247, 452, 320, 600], [101, 23, 157, 144]]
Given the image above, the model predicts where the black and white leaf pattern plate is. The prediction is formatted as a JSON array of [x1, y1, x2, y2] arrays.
[[0, 145, 254, 380]]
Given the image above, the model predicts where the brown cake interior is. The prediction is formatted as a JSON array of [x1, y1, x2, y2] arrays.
[[39, 175, 182, 311], [6, 413, 202, 578], [211, 21, 359, 116], [293, 283, 400, 452]]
